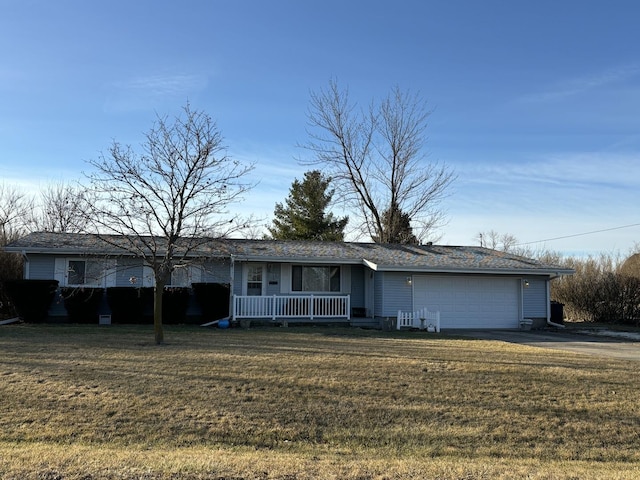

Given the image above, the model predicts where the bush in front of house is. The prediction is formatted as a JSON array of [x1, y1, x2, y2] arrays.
[[106, 286, 191, 324], [162, 287, 191, 324], [192, 282, 230, 323], [3, 279, 59, 322], [60, 287, 105, 324], [106, 287, 150, 324]]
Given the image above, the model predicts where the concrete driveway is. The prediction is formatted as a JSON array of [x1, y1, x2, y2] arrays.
[[453, 329, 640, 362]]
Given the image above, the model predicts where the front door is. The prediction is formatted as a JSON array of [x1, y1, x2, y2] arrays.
[[246, 264, 265, 296]]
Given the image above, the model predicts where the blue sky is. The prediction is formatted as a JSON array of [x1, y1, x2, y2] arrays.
[[1, 0, 639, 256]]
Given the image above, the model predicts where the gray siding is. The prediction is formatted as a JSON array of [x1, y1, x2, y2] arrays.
[[349, 264, 365, 308], [232, 263, 243, 295], [523, 278, 548, 318], [202, 258, 232, 284], [374, 271, 384, 316], [379, 272, 413, 317], [27, 254, 56, 280]]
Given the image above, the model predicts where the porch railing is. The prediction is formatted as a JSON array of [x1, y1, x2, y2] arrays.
[[397, 308, 440, 331], [233, 294, 351, 320]]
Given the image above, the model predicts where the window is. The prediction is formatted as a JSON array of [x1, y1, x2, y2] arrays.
[[170, 267, 189, 287], [67, 259, 103, 286], [292, 265, 340, 292]]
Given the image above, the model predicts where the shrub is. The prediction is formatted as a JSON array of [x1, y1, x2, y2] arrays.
[[192, 282, 230, 322], [162, 287, 191, 324], [60, 287, 105, 324], [551, 253, 640, 325], [106, 287, 149, 324], [3, 279, 59, 322]]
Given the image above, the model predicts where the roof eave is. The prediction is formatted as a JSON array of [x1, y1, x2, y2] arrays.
[[373, 266, 575, 276]]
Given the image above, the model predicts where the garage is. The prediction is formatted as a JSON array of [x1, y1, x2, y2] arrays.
[[413, 275, 520, 329]]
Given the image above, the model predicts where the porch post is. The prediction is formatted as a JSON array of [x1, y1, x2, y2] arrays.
[[272, 294, 277, 320]]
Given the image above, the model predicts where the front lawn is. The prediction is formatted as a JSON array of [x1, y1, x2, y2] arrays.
[[1, 324, 638, 479]]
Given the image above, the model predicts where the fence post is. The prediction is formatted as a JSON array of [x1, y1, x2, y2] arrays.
[[232, 294, 237, 318]]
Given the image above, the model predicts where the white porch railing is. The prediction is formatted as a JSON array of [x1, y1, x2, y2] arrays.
[[397, 308, 440, 332], [233, 294, 351, 320]]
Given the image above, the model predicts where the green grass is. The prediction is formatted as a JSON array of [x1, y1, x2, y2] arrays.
[[1, 324, 639, 479]]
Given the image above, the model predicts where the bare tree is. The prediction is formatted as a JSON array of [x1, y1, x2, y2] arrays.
[[0, 183, 32, 244], [31, 181, 91, 233], [301, 80, 455, 243], [0, 184, 32, 318], [83, 104, 254, 344], [476, 230, 519, 252]]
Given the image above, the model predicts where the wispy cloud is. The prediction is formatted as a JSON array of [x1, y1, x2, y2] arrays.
[[517, 64, 640, 104], [114, 74, 208, 96], [104, 73, 208, 113]]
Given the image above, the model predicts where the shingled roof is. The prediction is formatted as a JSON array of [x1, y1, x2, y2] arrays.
[[5, 232, 572, 276]]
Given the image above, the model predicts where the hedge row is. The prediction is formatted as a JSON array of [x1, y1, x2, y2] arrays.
[[3, 280, 231, 324], [3, 279, 59, 322]]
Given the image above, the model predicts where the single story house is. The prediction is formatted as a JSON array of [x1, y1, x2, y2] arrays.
[[4, 232, 573, 329]]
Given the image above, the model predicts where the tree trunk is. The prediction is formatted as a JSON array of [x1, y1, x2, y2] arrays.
[[153, 284, 164, 344]]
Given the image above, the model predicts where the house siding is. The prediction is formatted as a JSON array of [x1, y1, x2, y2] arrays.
[[349, 264, 365, 310], [26, 254, 56, 280], [373, 271, 384, 316], [523, 278, 548, 318], [382, 272, 413, 317], [201, 258, 232, 284]]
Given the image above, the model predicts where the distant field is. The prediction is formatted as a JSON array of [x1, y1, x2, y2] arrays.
[[1, 324, 639, 479]]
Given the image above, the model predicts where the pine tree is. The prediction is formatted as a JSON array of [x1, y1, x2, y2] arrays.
[[268, 170, 348, 241], [372, 200, 418, 244]]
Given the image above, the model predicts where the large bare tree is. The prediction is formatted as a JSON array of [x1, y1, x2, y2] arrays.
[[84, 104, 254, 343], [31, 181, 91, 233], [302, 80, 455, 243]]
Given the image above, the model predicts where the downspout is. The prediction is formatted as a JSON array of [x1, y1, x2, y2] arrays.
[[228, 254, 235, 320], [546, 276, 565, 329]]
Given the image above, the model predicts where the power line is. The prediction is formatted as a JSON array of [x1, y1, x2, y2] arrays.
[[516, 222, 640, 246]]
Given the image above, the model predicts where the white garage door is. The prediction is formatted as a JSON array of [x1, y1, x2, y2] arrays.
[[413, 276, 520, 329]]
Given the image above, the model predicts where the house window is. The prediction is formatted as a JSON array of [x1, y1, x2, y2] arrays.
[[292, 265, 341, 292], [170, 267, 190, 287], [67, 259, 103, 286]]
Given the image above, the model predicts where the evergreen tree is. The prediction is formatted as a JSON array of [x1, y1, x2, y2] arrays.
[[268, 170, 348, 241], [372, 200, 418, 244]]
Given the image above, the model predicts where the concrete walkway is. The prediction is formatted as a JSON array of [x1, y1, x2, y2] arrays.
[[453, 329, 640, 362]]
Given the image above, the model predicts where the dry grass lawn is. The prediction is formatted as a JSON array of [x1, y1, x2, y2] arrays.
[[0, 324, 639, 479]]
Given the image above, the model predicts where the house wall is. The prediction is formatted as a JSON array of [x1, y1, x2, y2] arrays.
[[349, 264, 365, 310], [23, 254, 233, 321], [201, 258, 233, 284], [26, 254, 56, 280], [523, 278, 547, 317], [523, 277, 549, 327], [375, 271, 413, 318]]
